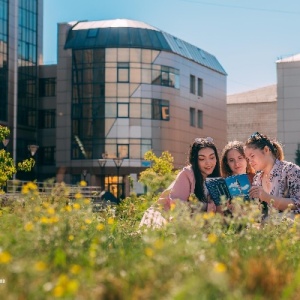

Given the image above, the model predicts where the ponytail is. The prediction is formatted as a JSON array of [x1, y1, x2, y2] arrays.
[[271, 140, 284, 161]]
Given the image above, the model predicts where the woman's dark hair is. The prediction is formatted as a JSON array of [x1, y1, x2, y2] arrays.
[[220, 140, 255, 177], [244, 132, 284, 161], [189, 137, 220, 202]]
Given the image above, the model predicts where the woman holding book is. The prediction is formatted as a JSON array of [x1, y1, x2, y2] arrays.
[[244, 132, 300, 216], [139, 137, 222, 228], [220, 140, 255, 182]]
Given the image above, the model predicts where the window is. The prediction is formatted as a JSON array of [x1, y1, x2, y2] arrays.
[[190, 75, 195, 94], [39, 110, 56, 128], [197, 110, 203, 128], [197, 78, 203, 97], [117, 62, 129, 82], [117, 103, 129, 118], [152, 99, 170, 121], [39, 78, 56, 97], [117, 144, 129, 158], [190, 107, 195, 127], [87, 28, 98, 38], [151, 66, 180, 89], [39, 146, 55, 165]]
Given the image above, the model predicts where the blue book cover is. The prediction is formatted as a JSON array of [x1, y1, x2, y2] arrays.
[[205, 174, 251, 206]]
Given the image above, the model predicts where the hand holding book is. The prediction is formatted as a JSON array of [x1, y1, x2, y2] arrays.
[[205, 174, 251, 206]]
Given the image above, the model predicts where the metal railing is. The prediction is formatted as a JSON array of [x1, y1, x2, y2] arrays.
[[5, 180, 103, 199]]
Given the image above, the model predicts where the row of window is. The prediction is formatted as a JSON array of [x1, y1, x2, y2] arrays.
[[190, 75, 203, 97], [72, 99, 169, 121], [116, 62, 180, 88], [72, 138, 152, 160], [72, 64, 180, 92]]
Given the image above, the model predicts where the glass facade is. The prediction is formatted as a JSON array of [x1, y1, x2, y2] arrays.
[[71, 47, 178, 160], [17, 0, 38, 128], [0, 0, 8, 122]]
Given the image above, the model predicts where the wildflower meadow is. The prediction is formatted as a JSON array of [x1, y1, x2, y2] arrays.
[[1, 150, 300, 299]]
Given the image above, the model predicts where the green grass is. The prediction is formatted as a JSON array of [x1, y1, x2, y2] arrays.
[[0, 182, 300, 299]]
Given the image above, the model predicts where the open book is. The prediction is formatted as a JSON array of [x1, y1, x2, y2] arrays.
[[205, 173, 251, 206]]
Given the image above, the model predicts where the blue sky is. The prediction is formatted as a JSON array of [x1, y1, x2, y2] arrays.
[[43, 0, 300, 95]]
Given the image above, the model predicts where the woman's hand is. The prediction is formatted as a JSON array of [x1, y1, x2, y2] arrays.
[[207, 197, 217, 213], [249, 186, 270, 203]]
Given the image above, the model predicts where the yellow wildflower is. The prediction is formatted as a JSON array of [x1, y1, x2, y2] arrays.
[[53, 286, 64, 298], [85, 219, 92, 224], [47, 207, 55, 215], [70, 264, 81, 274], [21, 186, 29, 194], [49, 216, 59, 223], [74, 193, 82, 199], [107, 217, 114, 225], [208, 233, 217, 244], [145, 247, 154, 257], [214, 262, 227, 273], [68, 235, 74, 241], [79, 180, 87, 187], [65, 205, 72, 212], [0, 251, 12, 264], [84, 198, 91, 204], [203, 211, 214, 220], [170, 202, 176, 211], [24, 222, 34, 231], [42, 202, 50, 208], [40, 216, 49, 224], [66, 279, 79, 294], [96, 223, 105, 231], [28, 182, 38, 190], [73, 203, 80, 210], [35, 261, 47, 271]]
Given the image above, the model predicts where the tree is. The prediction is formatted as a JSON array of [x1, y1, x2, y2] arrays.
[[295, 144, 300, 166], [0, 125, 35, 191], [138, 150, 177, 196]]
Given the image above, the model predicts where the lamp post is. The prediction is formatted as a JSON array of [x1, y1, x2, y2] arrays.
[[98, 153, 107, 191], [28, 144, 39, 156], [82, 169, 88, 183], [2, 139, 9, 150], [113, 157, 123, 199], [28, 144, 39, 181]]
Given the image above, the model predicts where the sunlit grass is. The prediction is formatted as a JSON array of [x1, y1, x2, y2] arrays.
[[0, 183, 300, 299]]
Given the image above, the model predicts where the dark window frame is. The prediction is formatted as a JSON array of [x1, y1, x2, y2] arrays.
[[190, 75, 195, 94]]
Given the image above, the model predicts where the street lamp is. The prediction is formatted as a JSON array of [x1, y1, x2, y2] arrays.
[[28, 144, 39, 156], [2, 139, 9, 150], [82, 169, 88, 183], [28, 144, 39, 181], [113, 157, 123, 199], [98, 153, 107, 191]]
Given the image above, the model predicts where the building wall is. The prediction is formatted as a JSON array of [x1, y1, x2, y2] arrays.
[[227, 85, 277, 144], [154, 51, 227, 167], [277, 57, 300, 163], [3, 0, 43, 176], [53, 22, 227, 186], [38, 64, 56, 179]]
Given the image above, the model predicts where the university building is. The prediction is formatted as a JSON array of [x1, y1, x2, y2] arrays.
[[1, 1, 228, 196]]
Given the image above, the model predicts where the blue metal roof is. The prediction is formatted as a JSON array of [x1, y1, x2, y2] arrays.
[[64, 19, 226, 75]]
